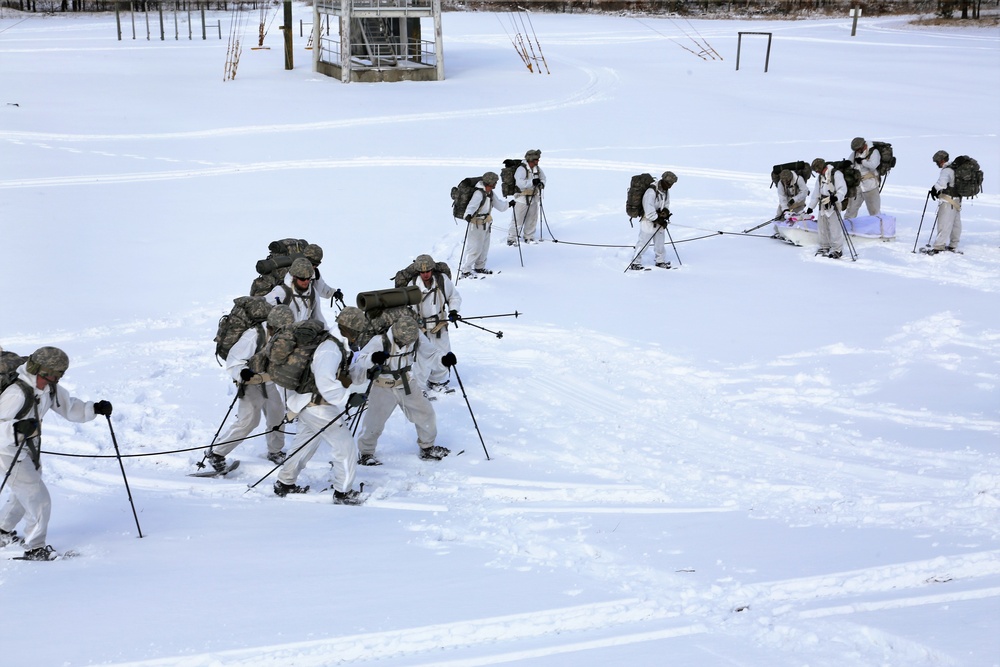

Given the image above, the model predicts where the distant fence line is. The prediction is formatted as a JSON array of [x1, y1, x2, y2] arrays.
[[1, 0, 995, 18]]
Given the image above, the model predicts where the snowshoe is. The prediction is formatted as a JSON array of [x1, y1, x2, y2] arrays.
[[628, 263, 646, 272], [333, 489, 364, 506], [474, 268, 493, 275], [19, 545, 58, 561], [358, 453, 382, 467], [655, 261, 671, 269], [919, 247, 940, 255], [0, 529, 24, 548], [419, 445, 451, 461], [827, 251, 843, 260], [266, 450, 288, 465], [273, 481, 309, 497], [207, 453, 228, 473]]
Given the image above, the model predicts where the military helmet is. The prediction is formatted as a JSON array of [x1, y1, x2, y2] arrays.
[[660, 171, 678, 188], [289, 257, 315, 279], [932, 150, 949, 164], [525, 149, 542, 161], [26, 346, 70, 380], [267, 304, 294, 330], [779, 169, 794, 185], [851, 137, 866, 151], [391, 317, 419, 348], [304, 244, 323, 265], [482, 171, 499, 186], [413, 254, 436, 272], [810, 158, 827, 173], [336, 306, 367, 333]]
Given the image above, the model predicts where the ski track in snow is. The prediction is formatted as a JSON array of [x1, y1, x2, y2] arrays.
[[22, 311, 999, 665]]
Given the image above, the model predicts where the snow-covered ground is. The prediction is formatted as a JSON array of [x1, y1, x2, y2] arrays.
[[1, 7, 998, 666]]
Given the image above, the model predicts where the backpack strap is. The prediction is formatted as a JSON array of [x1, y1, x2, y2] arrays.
[[13, 379, 35, 421]]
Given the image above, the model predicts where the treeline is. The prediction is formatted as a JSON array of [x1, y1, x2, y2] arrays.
[[1, 0, 270, 12], [2, 0, 993, 19], [445, 1, 993, 18]]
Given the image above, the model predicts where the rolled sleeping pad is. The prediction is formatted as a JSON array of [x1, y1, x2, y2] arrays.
[[255, 254, 297, 276], [356, 285, 422, 312]]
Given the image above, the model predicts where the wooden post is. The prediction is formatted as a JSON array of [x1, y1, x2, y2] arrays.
[[282, 0, 293, 69], [115, 1, 121, 41], [850, 6, 862, 37], [340, 0, 350, 83]]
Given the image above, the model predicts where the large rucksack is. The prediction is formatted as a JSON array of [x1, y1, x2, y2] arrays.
[[266, 320, 351, 395], [626, 173, 655, 220], [870, 141, 896, 177], [828, 159, 862, 200], [500, 159, 522, 198], [250, 238, 310, 297], [948, 155, 984, 198], [392, 260, 452, 289], [770, 160, 812, 188], [214, 296, 271, 363], [451, 177, 483, 220], [0, 349, 34, 420]]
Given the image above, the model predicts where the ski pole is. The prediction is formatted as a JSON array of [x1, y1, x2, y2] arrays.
[[834, 206, 858, 262], [455, 221, 471, 284], [105, 415, 144, 538], [512, 199, 525, 268], [350, 369, 379, 436], [623, 230, 657, 273], [245, 403, 353, 493], [912, 191, 931, 253], [447, 362, 490, 461], [743, 214, 782, 234], [664, 223, 683, 266], [196, 388, 240, 469], [0, 430, 30, 497], [459, 311, 521, 322], [924, 208, 942, 250], [454, 318, 503, 339]]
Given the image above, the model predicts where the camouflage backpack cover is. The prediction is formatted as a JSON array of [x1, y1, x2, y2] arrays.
[[870, 142, 896, 177], [948, 156, 984, 198], [250, 238, 310, 297], [0, 349, 34, 420], [770, 161, 812, 188], [267, 320, 351, 394], [500, 158, 522, 198], [626, 173, 655, 220], [451, 176, 484, 220], [827, 159, 862, 200], [214, 296, 272, 363]]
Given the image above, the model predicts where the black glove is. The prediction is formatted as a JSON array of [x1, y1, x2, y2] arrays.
[[13, 418, 38, 435], [448, 310, 460, 323], [829, 194, 838, 204], [240, 368, 254, 383], [464, 214, 472, 223], [508, 200, 516, 207], [854, 156, 862, 164], [370, 351, 389, 366], [333, 288, 344, 302], [93, 400, 113, 417], [532, 177, 541, 187], [805, 207, 813, 215], [441, 352, 457, 368], [347, 392, 366, 408], [929, 188, 938, 200]]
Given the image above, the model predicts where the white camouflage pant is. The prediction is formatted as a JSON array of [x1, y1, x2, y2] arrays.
[[932, 198, 962, 250], [846, 187, 881, 218], [0, 442, 52, 550], [817, 205, 845, 253], [277, 404, 357, 494], [509, 195, 540, 242], [213, 383, 286, 458], [461, 220, 491, 273], [634, 226, 666, 265], [358, 380, 437, 457]]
